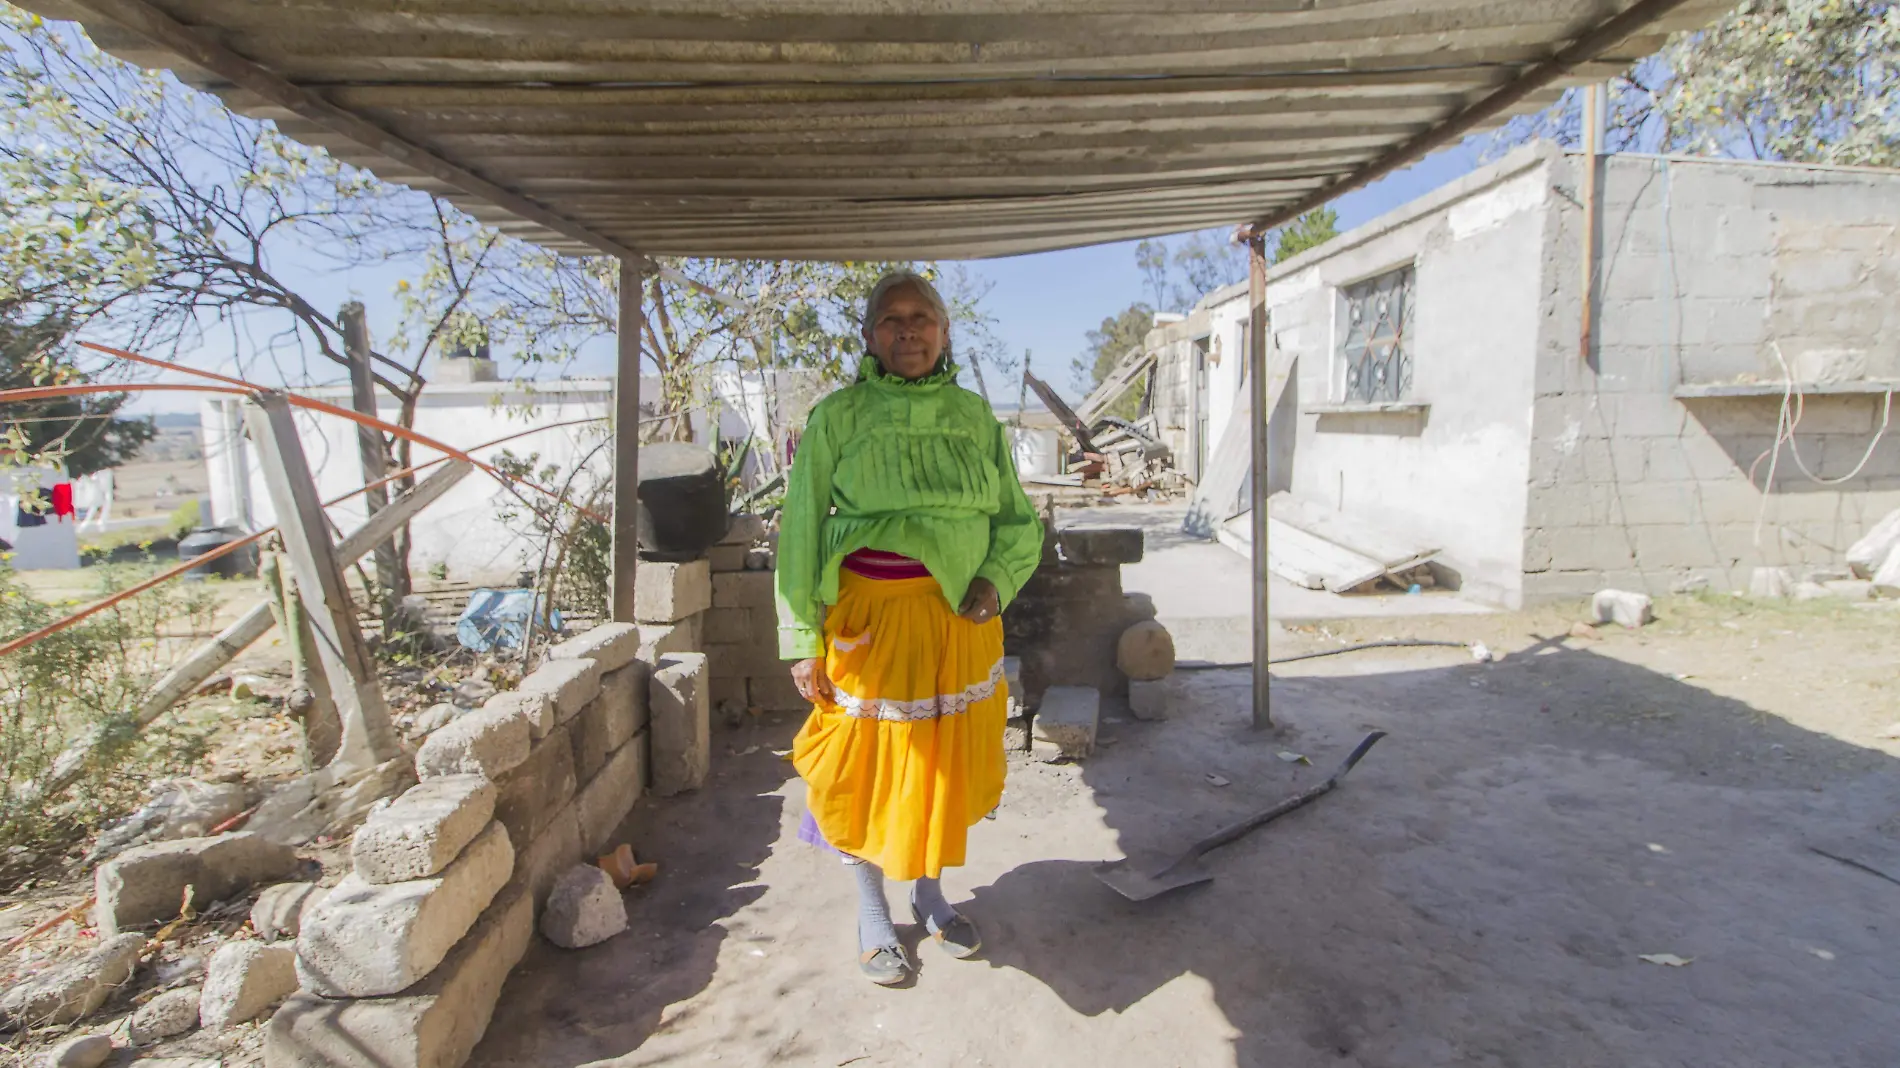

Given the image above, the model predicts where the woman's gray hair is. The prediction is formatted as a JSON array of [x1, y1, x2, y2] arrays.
[[862, 270, 951, 334]]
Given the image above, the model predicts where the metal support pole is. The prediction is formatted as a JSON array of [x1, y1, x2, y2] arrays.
[[340, 303, 400, 617], [611, 258, 646, 622], [1248, 236, 1273, 730], [245, 391, 399, 771], [1579, 82, 1607, 362]]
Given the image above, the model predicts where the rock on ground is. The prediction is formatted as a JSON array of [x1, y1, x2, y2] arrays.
[[351, 775, 496, 884], [1590, 589, 1654, 629], [1128, 677, 1173, 721], [408, 702, 461, 737], [252, 882, 327, 942], [95, 832, 302, 937], [200, 941, 299, 1029], [1116, 621, 1177, 680], [129, 985, 202, 1043], [1034, 686, 1101, 760], [0, 933, 145, 1029], [1749, 566, 1793, 599], [541, 865, 628, 949], [86, 780, 248, 863], [38, 1033, 112, 1068]]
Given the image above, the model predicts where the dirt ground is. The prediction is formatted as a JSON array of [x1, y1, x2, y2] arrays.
[[472, 594, 1900, 1068]]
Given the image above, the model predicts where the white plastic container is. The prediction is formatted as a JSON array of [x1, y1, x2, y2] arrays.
[[1009, 427, 1060, 476]]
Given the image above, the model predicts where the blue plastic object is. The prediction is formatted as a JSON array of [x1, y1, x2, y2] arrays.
[[456, 588, 562, 652]]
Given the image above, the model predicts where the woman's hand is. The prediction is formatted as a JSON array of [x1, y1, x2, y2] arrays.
[[958, 577, 1001, 624], [790, 657, 834, 702]]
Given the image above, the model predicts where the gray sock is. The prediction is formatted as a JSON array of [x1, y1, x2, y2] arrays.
[[910, 875, 957, 932], [851, 860, 898, 951]]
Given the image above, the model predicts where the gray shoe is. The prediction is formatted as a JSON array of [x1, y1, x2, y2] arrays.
[[912, 905, 982, 959], [859, 944, 912, 985]]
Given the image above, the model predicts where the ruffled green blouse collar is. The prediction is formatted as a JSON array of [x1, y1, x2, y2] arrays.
[[855, 351, 959, 390]]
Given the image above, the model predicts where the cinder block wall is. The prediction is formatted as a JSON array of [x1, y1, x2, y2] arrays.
[[701, 515, 807, 715], [1524, 154, 1900, 600], [267, 623, 708, 1068]]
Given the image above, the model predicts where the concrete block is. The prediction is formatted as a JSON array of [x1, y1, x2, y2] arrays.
[[515, 657, 603, 724], [569, 662, 648, 783], [1825, 580, 1875, 601], [510, 803, 582, 910], [1056, 526, 1144, 565], [636, 615, 703, 664], [719, 513, 766, 545], [1847, 507, 1900, 577], [1115, 620, 1176, 680], [576, 734, 646, 856], [745, 549, 775, 570], [1128, 677, 1173, 721], [1749, 566, 1794, 599], [707, 544, 748, 572], [295, 822, 513, 998], [0, 932, 144, 1028], [493, 727, 578, 845], [1034, 686, 1099, 760], [1874, 544, 1900, 597], [40, 1034, 112, 1068], [351, 776, 497, 885], [414, 702, 531, 781], [650, 653, 711, 796], [251, 882, 326, 943], [481, 690, 555, 740], [540, 865, 628, 949], [1792, 580, 1830, 601], [636, 559, 712, 622], [266, 884, 531, 1068], [1590, 589, 1655, 629], [544, 622, 642, 673], [711, 570, 775, 612], [748, 673, 808, 712], [200, 941, 298, 1029], [703, 606, 757, 644], [129, 986, 201, 1042], [95, 833, 301, 937]]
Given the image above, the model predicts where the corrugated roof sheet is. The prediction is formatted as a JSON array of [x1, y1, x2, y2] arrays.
[[24, 0, 1728, 261]]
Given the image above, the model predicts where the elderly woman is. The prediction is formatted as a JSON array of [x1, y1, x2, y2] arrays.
[[776, 270, 1041, 985]]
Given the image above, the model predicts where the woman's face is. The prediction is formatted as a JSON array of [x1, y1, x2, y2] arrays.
[[863, 282, 948, 380]]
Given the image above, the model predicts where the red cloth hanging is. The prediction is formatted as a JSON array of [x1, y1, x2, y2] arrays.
[[50, 483, 74, 518]]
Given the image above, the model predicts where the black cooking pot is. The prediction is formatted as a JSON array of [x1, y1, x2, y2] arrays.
[[636, 444, 730, 561], [177, 525, 259, 578]]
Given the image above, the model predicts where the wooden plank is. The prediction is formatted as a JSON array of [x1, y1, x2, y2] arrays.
[[244, 392, 399, 772], [341, 303, 400, 619], [1223, 513, 1387, 593], [1267, 493, 1438, 573], [1183, 347, 1295, 537], [1022, 370, 1098, 455], [1075, 347, 1156, 426]]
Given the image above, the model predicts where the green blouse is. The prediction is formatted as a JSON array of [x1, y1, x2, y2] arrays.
[[774, 354, 1043, 659]]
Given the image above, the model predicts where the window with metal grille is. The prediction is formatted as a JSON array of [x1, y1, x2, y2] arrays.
[[1337, 265, 1415, 404]]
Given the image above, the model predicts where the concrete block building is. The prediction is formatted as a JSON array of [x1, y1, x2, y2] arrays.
[[1148, 142, 1900, 607]]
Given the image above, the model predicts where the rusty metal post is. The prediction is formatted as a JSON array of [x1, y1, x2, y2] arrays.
[[611, 258, 645, 622], [1248, 236, 1273, 729]]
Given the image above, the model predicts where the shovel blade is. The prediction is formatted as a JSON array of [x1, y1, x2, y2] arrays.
[[1093, 857, 1214, 901]]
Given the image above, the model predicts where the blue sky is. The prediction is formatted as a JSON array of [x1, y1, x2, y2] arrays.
[[121, 141, 1490, 416]]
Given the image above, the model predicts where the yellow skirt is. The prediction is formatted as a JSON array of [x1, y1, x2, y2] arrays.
[[792, 569, 1008, 882]]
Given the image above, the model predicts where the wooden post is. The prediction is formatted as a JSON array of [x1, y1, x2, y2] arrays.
[[612, 258, 645, 622], [1579, 82, 1607, 363], [244, 391, 399, 771], [340, 303, 401, 621], [1248, 236, 1273, 730]]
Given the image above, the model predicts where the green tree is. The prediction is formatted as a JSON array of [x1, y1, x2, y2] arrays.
[[0, 307, 154, 477], [1071, 303, 1155, 419], [1271, 208, 1341, 264]]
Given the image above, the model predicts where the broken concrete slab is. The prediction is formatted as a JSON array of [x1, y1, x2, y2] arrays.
[[200, 941, 298, 1030], [266, 884, 532, 1068], [1793, 581, 1830, 602], [636, 616, 703, 664], [577, 735, 646, 856], [636, 559, 713, 622], [352, 776, 497, 885], [569, 662, 647, 783], [96, 832, 302, 937], [39, 1033, 113, 1068], [1846, 507, 1900, 578], [1823, 579, 1875, 600], [1591, 589, 1655, 629], [515, 657, 604, 723], [415, 703, 531, 781], [541, 865, 628, 949], [1749, 566, 1794, 599], [251, 882, 327, 943], [1128, 677, 1173, 721], [482, 690, 554, 740], [1057, 525, 1144, 565], [296, 821, 513, 998], [0, 932, 144, 1029], [129, 986, 202, 1043], [245, 760, 416, 847], [545, 622, 643, 674], [1115, 620, 1177, 680], [493, 727, 578, 846], [650, 653, 710, 796], [1875, 544, 1900, 597], [1034, 686, 1100, 760], [86, 780, 247, 864]]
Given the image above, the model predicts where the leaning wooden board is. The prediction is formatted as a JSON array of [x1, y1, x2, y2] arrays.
[[1182, 347, 1297, 538], [1268, 493, 1439, 577], [1220, 512, 1389, 593]]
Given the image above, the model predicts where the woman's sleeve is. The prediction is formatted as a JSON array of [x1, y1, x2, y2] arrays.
[[975, 418, 1043, 610], [774, 407, 835, 659]]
